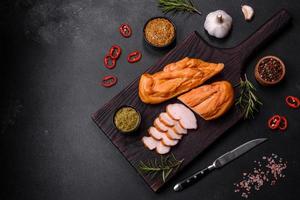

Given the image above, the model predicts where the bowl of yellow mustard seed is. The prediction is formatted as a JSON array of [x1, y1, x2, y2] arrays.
[[143, 17, 176, 48]]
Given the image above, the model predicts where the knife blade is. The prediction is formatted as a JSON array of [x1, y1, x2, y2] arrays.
[[173, 138, 268, 192]]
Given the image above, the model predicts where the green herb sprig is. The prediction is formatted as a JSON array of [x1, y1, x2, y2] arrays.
[[235, 74, 263, 119], [138, 154, 184, 182], [158, 0, 202, 15]]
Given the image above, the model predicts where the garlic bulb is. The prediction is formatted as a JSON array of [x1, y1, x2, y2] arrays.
[[204, 10, 232, 39], [241, 5, 254, 21]]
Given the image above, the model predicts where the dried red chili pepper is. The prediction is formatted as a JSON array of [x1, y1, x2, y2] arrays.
[[104, 55, 116, 69], [119, 24, 132, 38], [268, 115, 281, 130], [278, 116, 288, 131], [127, 51, 142, 63], [101, 75, 118, 88], [285, 96, 299, 109], [109, 45, 122, 60]]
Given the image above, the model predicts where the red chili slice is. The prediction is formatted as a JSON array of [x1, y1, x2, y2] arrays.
[[127, 51, 142, 63], [119, 24, 132, 38], [278, 116, 288, 131], [101, 75, 118, 88], [285, 96, 300, 109], [268, 115, 281, 130], [104, 55, 116, 69], [109, 45, 122, 60]]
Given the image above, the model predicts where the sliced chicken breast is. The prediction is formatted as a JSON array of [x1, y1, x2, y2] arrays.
[[154, 117, 169, 132], [148, 126, 178, 146], [161, 132, 178, 146], [165, 127, 183, 140], [166, 103, 197, 129], [173, 121, 188, 135], [159, 112, 176, 127], [156, 141, 171, 154], [142, 136, 159, 150], [148, 126, 163, 140], [166, 105, 181, 120]]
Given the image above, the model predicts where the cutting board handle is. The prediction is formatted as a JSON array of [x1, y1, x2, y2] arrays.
[[237, 9, 292, 61]]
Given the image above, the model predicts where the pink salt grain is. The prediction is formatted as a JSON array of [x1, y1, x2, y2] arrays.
[[233, 154, 287, 198]]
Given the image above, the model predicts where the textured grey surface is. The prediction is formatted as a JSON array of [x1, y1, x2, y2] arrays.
[[1, 0, 300, 199]]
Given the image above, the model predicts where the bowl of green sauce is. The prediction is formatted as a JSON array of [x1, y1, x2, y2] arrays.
[[113, 106, 141, 133]]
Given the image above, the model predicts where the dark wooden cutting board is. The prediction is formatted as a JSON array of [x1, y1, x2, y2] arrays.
[[92, 9, 291, 192]]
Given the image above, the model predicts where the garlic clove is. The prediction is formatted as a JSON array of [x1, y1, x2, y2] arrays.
[[242, 5, 254, 21]]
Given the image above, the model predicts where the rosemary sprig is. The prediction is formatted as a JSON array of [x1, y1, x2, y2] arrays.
[[138, 154, 184, 182], [158, 0, 202, 15], [235, 74, 263, 119]]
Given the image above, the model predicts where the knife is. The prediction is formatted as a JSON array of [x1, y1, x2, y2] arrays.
[[173, 138, 268, 192]]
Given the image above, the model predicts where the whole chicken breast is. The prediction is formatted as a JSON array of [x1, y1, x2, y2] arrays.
[[178, 81, 234, 120], [139, 57, 224, 104]]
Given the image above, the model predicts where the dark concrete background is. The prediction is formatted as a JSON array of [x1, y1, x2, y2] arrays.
[[1, 0, 299, 199]]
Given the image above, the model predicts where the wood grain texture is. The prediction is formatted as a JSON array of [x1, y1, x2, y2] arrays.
[[92, 9, 291, 192]]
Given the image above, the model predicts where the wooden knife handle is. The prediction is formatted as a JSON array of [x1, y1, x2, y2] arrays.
[[237, 9, 292, 62], [173, 165, 215, 192]]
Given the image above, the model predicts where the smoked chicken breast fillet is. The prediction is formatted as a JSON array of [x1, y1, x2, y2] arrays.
[[178, 81, 234, 120], [139, 57, 224, 104]]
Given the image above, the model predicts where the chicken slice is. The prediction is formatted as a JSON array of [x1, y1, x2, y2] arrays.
[[156, 141, 171, 154], [159, 112, 176, 127], [166, 103, 197, 129], [148, 126, 178, 146], [154, 117, 169, 132], [161, 132, 178, 146], [148, 126, 163, 140], [173, 121, 188, 135], [142, 136, 159, 150], [165, 127, 183, 140]]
